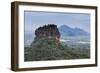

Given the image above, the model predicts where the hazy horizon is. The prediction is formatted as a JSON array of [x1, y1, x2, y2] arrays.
[[24, 11, 90, 47]]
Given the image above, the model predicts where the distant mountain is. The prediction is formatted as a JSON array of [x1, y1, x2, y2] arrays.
[[58, 25, 89, 36]]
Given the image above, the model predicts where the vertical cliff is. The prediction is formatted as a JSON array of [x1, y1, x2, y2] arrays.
[[34, 24, 60, 42]]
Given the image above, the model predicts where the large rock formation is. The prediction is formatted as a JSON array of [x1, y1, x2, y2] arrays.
[[35, 24, 60, 42], [24, 24, 90, 61]]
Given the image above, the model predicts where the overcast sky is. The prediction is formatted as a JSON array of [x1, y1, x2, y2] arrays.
[[24, 11, 90, 34]]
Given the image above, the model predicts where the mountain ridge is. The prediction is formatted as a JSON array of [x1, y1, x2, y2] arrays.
[[58, 25, 89, 36]]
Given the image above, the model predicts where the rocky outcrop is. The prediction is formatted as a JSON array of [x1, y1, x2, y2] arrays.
[[25, 24, 90, 61], [35, 24, 60, 41]]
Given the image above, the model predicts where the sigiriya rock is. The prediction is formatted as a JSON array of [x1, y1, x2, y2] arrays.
[[24, 24, 90, 61], [34, 24, 60, 42]]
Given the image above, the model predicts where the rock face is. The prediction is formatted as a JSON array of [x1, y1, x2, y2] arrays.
[[35, 24, 60, 41]]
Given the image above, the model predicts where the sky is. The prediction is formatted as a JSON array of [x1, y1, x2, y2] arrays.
[[24, 11, 90, 34]]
